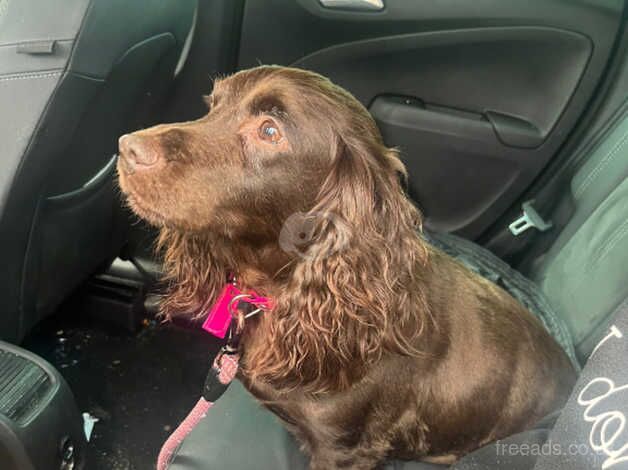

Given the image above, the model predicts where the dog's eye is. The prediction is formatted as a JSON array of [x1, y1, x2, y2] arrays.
[[258, 120, 282, 144]]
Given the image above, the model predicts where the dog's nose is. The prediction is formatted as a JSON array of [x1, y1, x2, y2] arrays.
[[118, 134, 160, 171]]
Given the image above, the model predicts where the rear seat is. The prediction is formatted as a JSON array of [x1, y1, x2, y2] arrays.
[[531, 111, 628, 363], [165, 111, 628, 469]]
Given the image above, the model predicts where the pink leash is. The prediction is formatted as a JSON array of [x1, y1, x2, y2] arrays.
[[156, 354, 240, 470], [157, 279, 271, 469]]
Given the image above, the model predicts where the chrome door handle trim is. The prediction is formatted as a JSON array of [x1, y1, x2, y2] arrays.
[[319, 0, 384, 12]]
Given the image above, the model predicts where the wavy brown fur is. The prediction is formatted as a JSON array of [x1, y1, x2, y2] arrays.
[[156, 229, 228, 320], [243, 141, 432, 392]]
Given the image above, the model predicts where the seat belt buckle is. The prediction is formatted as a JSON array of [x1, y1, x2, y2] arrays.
[[508, 200, 553, 236]]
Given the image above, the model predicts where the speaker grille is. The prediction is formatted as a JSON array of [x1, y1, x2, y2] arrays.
[[0, 350, 52, 424]]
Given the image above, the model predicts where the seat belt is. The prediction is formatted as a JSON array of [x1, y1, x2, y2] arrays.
[[485, 99, 628, 265]]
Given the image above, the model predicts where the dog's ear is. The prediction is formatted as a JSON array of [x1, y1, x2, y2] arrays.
[[245, 134, 433, 393], [157, 229, 229, 321]]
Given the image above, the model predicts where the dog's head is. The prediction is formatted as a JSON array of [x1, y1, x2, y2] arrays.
[[118, 66, 431, 392], [118, 66, 402, 236]]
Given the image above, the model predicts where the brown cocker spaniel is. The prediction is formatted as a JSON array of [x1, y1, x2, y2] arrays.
[[117, 66, 576, 469]]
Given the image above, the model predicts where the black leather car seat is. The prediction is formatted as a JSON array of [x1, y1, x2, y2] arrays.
[[0, 0, 197, 342]]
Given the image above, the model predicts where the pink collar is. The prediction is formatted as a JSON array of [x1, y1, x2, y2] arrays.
[[201, 280, 272, 339]]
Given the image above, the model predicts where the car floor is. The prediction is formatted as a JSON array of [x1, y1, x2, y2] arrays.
[[23, 303, 221, 470]]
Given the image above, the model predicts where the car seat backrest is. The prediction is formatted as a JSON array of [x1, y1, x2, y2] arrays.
[[532, 108, 628, 362], [0, 0, 197, 341]]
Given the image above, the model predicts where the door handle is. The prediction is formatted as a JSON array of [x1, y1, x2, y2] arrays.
[[319, 0, 384, 11]]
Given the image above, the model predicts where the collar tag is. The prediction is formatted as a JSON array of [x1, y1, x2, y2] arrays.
[[202, 283, 240, 339]]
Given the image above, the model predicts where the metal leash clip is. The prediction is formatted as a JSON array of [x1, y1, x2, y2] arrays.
[[214, 321, 240, 372], [227, 293, 265, 321]]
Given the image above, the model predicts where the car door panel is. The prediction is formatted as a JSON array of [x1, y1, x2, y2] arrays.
[[237, 0, 624, 237]]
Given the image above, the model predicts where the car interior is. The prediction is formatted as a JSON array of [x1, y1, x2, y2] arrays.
[[1, 0, 627, 469]]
